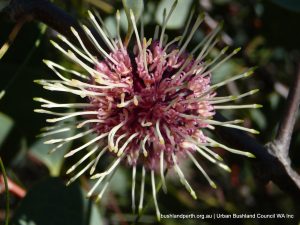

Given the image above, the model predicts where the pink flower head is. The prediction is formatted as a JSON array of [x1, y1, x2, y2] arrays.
[[34, 2, 260, 220]]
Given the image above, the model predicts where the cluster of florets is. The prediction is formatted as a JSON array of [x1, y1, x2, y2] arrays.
[[88, 39, 215, 171], [35, 3, 259, 220]]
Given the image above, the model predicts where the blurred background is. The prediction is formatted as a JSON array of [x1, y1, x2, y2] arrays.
[[0, 0, 300, 224]]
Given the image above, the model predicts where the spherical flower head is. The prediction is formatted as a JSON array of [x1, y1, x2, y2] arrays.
[[34, 2, 260, 220]]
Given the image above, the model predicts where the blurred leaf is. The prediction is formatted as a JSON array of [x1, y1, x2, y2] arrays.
[[156, 0, 193, 29], [122, 0, 144, 43], [0, 112, 14, 148], [11, 137, 28, 167], [245, 36, 265, 58], [142, 1, 156, 25], [88, 167, 127, 206], [212, 60, 242, 84], [29, 119, 75, 176], [270, 0, 300, 12], [18, 219, 36, 225], [88, 202, 103, 225], [0, 0, 10, 12], [104, 16, 117, 37], [250, 109, 267, 130], [119, 9, 129, 33], [82, 187, 104, 225], [109, 168, 127, 196], [0, 90, 5, 100], [213, 0, 231, 4], [84, 0, 114, 13], [11, 177, 85, 225], [122, 0, 144, 20], [268, 92, 280, 110]]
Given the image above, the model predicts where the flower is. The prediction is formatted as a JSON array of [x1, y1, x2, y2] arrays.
[[34, 1, 260, 220]]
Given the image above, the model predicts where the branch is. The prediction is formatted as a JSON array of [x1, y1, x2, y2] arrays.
[[2, 0, 300, 198], [263, 63, 300, 197], [2, 0, 100, 54], [275, 63, 300, 155], [215, 113, 300, 198]]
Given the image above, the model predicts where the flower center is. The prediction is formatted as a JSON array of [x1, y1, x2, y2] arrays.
[[84, 40, 215, 169]]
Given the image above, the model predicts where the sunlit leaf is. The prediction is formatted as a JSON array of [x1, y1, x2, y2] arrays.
[[0, 112, 14, 148]]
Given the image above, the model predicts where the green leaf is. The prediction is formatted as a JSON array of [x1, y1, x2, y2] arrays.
[[213, 0, 231, 4], [0, 112, 14, 148], [88, 202, 103, 225], [212, 60, 243, 84], [11, 178, 85, 225], [270, 0, 300, 12], [82, 189, 104, 225], [103, 16, 117, 37], [87, 168, 127, 205], [250, 109, 267, 130], [109, 168, 127, 197], [29, 120, 75, 176], [0, 90, 5, 100], [122, 0, 144, 43], [268, 92, 280, 110], [0, 0, 10, 12], [155, 0, 193, 29]]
